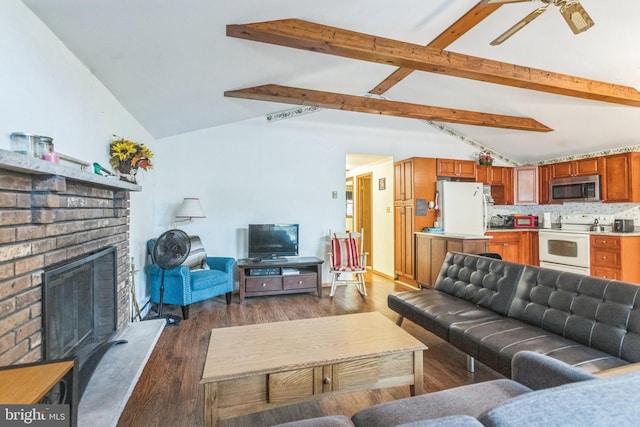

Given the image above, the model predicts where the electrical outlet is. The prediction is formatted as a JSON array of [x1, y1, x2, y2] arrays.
[[332, 191, 338, 199], [386, 206, 391, 213]]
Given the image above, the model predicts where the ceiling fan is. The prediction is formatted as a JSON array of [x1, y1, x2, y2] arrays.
[[484, 0, 595, 45]]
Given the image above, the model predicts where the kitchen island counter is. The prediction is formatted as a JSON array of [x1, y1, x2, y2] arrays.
[[415, 232, 489, 288], [416, 231, 492, 239]]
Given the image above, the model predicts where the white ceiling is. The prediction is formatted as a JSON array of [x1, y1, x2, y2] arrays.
[[21, 0, 640, 164]]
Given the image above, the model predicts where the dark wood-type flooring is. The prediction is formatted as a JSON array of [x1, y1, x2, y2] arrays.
[[117, 273, 501, 427]]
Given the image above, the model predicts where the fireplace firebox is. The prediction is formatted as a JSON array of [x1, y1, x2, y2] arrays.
[[43, 246, 118, 361], [42, 246, 126, 396]]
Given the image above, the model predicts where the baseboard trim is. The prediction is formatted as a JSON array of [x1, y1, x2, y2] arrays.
[[394, 280, 420, 290], [371, 269, 393, 280]]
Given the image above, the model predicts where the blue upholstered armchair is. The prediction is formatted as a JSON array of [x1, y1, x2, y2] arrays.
[[145, 236, 235, 320]]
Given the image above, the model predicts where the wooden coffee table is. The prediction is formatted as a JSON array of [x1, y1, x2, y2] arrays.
[[200, 312, 427, 426]]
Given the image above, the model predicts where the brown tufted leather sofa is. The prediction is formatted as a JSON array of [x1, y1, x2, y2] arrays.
[[389, 251, 640, 377]]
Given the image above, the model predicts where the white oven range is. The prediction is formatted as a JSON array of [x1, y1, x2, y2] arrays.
[[538, 214, 614, 275]]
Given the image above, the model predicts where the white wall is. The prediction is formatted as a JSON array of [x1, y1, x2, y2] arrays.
[[154, 111, 481, 282], [0, 0, 157, 316]]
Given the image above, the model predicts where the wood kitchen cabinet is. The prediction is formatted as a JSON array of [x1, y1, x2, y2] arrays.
[[590, 235, 640, 282], [529, 231, 539, 266], [436, 158, 476, 179], [538, 164, 551, 204], [536, 153, 640, 203], [394, 159, 413, 202], [477, 165, 513, 205], [549, 158, 601, 179], [394, 157, 437, 285], [476, 165, 504, 185], [395, 204, 415, 283], [486, 231, 532, 265], [415, 233, 489, 288], [501, 169, 514, 205], [601, 152, 640, 203], [514, 166, 538, 205]]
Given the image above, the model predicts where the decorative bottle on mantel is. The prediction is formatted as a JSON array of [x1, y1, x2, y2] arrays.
[[42, 142, 59, 164]]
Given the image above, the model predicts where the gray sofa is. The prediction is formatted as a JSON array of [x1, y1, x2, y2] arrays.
[[272, 351, 640, 426], [389, 251, 640, 377]]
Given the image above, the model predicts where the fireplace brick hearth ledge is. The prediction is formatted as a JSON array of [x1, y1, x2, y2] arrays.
[[79, 319, 165, 426]]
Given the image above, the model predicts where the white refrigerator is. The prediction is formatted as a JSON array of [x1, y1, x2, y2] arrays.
[[436, 181, 486, 235]]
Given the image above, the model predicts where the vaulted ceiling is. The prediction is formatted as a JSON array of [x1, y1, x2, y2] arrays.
[[21, 0, 640, 164]]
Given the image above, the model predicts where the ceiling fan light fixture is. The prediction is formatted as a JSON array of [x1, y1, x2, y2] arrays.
[[560, 2, 594, 34]]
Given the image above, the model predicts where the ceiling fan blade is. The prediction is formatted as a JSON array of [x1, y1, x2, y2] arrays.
[[482, 0, 535, 4], [559, 1, 594, 34], [490, 6, 548, 46]]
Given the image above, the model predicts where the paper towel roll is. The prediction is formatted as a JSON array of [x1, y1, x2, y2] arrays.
[[543, 213, 551, 228]]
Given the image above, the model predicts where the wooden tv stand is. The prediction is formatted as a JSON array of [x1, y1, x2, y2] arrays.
[[237, 256, 324, 303]]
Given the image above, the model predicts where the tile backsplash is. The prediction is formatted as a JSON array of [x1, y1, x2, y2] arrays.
[[488, 202, 640, 227]]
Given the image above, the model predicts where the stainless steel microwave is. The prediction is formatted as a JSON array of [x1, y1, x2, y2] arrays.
[[549, 174, 600, 203]]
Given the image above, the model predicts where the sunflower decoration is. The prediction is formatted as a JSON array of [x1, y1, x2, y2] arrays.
[[109, 135, 154, 183]]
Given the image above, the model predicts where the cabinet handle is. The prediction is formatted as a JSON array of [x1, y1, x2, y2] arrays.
[[323, 377, 331, 384], [262, 283, 267, 287], [298, 280, 303, 285]]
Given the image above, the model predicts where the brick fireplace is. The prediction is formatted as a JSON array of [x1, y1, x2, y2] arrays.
[[0, 149, 140, 367]]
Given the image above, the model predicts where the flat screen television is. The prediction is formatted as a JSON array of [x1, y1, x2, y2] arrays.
[[248, 224, 299, 260]]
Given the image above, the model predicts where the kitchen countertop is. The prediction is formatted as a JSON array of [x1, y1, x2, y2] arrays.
[[415, 231, 491, 240], [486, 227, 640, 237], [486, 227, 552, 232]]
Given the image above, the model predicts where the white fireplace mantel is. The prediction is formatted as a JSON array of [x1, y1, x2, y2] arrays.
[[0, 148, 142, 191]]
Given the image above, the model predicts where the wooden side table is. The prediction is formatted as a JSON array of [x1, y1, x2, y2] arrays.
[[0, 358, 78, 426]]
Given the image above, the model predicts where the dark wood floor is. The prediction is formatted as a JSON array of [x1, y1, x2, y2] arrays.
[[117, 274, 501, 427]]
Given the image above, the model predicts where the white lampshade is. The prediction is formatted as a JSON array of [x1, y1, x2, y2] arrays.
[[175, 197, 206, 219]]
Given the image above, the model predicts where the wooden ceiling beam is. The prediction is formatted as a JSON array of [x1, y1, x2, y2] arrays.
[[370, 1, 503, 95], [227, 19, 640, 107], [224, 84, 553, 132]]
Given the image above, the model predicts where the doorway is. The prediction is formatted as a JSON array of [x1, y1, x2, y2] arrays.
[[345, 177, 354, 232], [356, 173, 373, 267]]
